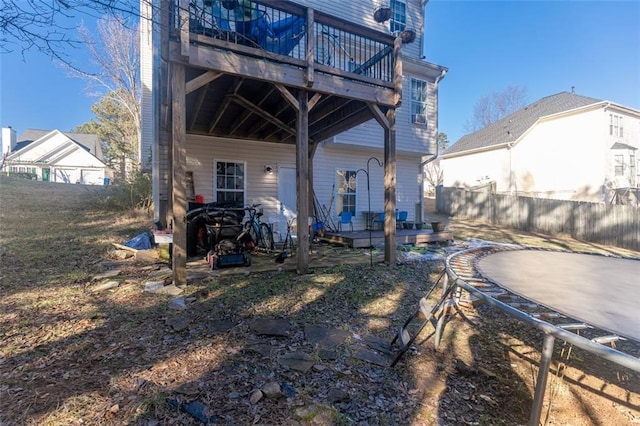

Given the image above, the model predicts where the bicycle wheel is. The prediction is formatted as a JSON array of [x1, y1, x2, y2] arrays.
[[260, 223, 274, 251], [248, 222, 259, 248]]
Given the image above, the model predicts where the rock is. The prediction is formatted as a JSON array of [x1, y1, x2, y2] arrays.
[[250, 389, 263, 404], [153, 284, 184, 296], [327, 388, 350, 403], [351, 348, 389, 367], [90, 280, 119, 292], [143, 281, 164, 292], [261, 382, 282, 399], [278, 352, 315, 373], [165, 316, 190, 332], [109, 404, 120, 413], [169, 297, 187, 310], [304, 325, 350, 350], [281, 382, 296, 398], [93, 269, 121, 281], [248, 318, 291, 337], [175, 381, 200, 396]]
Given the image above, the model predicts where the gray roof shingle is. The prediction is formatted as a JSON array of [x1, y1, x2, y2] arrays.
[[17, 129, 104, 160], [444, 92, 604, 156]]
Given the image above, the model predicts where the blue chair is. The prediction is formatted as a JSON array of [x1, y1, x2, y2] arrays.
[[396, 211, 408, 229], [338, 211, 353, 232]]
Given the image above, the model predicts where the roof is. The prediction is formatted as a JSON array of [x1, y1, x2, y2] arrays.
[[17, 129, 104, 160], [443, 92, 604, 156]]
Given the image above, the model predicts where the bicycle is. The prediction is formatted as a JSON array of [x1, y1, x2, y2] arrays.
[[244, 204, 275, 252], [275, 218, 296, 263]]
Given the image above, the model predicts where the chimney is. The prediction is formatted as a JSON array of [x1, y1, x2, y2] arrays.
[[1, 126, 17, 156]]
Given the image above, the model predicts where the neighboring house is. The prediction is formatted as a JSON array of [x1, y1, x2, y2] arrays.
[[440, 92, 640, 204], [2, 128, 109, 185], [140, 0, 446, 275]]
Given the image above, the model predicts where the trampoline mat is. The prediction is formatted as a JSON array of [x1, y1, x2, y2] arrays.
[[476, 250, 640, 341]]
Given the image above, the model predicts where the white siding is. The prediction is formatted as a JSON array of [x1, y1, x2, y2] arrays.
[[186, 135, 425, 231], [442, 148, 511, 191]]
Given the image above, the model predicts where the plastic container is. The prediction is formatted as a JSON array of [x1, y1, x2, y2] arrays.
[[195, 195, 204, 204]]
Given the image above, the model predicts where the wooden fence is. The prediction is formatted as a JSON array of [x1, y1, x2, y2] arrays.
[[436, 186, 640, 252]]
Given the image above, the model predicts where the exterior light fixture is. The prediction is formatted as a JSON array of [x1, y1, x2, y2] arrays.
[[264, 165, 274, 174], [373, 6, 392, 23]]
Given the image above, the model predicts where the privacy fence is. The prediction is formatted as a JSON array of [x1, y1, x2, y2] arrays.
[[436, 186, 640, 252]]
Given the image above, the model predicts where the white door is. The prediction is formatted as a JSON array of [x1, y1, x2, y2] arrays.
[[277, 165, 296, 240]]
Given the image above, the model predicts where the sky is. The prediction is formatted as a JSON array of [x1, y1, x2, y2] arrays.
[[1, 1, 639, 144]]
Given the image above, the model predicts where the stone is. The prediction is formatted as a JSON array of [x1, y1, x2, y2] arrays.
[[261, 382, 282, 399], [326, 388, 350, 403], [169, 297, 187, 310], [351, 347, 389, 367], [90, 280, 119, 292], [250, 389, 263, 404], [248, 318, 291, 337], [304, 325, 350, 349], [246, 344, 272, 358], [363, 335, 392, 354], [175, 381, 200, 396], [93, 269, 121, 280], [154, 284, 184, 296], [165, 316, 190, 332], [278, 352, 315, 373], [143, 281, 164, 292]]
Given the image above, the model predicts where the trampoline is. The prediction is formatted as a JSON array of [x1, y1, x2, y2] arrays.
[[476, 250, 640, 342]]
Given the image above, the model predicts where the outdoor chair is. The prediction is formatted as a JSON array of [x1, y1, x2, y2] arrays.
[[396, 211, 408, 229], [338, 211, 353, 232]]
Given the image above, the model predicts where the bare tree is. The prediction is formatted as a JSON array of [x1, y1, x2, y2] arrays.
[[68, 15, 141, 172], [424, 160, 443, 196], [1, 1, 143, 60], [465, 85, 528, 132]]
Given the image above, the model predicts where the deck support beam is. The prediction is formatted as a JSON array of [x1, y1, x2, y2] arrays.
[[296, 90, 310, 274], [171, 63, 187, 286], [383, 107, 397, 264]]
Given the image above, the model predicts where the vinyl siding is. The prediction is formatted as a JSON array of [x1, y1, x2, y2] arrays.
[[185, 135, 425, 231]]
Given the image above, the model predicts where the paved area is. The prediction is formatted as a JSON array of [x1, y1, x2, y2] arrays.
[[477, 250, 640, 341]]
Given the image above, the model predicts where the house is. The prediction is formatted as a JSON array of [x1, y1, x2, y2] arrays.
[[1, 128, 109, 185], [140, 0, 447, 280], [440, 92, 640, 204]]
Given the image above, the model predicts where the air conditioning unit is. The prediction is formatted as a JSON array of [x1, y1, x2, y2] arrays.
[[412, 114, 427, 124]]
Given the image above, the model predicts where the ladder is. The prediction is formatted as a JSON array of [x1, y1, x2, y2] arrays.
[[389, 271, 457, 367]]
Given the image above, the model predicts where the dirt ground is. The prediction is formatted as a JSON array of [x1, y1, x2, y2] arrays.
[[1, 177, 639, 425]]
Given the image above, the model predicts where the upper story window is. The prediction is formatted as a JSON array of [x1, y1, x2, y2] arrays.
[[609, 114, 624, 138], [336, 169, 357, 215], [410, 78, 428, 125], [390, 0, 406, 33], [214, 160, 245, 205]]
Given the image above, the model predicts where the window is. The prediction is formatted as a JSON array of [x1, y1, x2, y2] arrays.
[[609, 114, 624, 138], [336, 169, 357, 215], [214, 160, 245, 205], [390, 0, 406, 33], [614, 154, 624, 176], [631, 154, 636, 184], [410, 78, 428, 124]]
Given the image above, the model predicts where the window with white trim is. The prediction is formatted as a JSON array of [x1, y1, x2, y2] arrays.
[[630, 153, 636, 184], [214, 160, 245, 205], [614, 154, 624, 176], [609, 114, 624, 138], [410, 78, 428, 124], [336, 169, 357, 215], [390, 0, 406, 33]]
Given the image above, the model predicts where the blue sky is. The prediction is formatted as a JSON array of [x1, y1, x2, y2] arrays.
[[424, 0, 640, 143], [1, 1, 639, 144]]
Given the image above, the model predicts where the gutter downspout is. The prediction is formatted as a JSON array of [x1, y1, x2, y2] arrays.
[[420, 68, 447, 221]]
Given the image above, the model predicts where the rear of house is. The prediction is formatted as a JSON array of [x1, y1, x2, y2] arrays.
[[141, 0, 447, 241]]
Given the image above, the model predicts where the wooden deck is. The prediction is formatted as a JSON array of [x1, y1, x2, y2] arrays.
[[319, 229, 454, 248]]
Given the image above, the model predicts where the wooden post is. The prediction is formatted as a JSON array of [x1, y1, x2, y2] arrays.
[[384, 107, 397, 265], [179, 0, 190, 58], [296, 90, 310, 274], [171, 63, 187, 286], [305, 8, 314, 87]]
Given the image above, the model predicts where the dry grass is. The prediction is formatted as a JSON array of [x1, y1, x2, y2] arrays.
[[1, 176, 638, 425]]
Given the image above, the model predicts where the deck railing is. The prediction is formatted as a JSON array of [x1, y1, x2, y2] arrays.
[[170, 0, 396, 86]]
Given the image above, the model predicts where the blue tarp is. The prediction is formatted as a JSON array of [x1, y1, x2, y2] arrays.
[[124, 232, 152, 250]]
